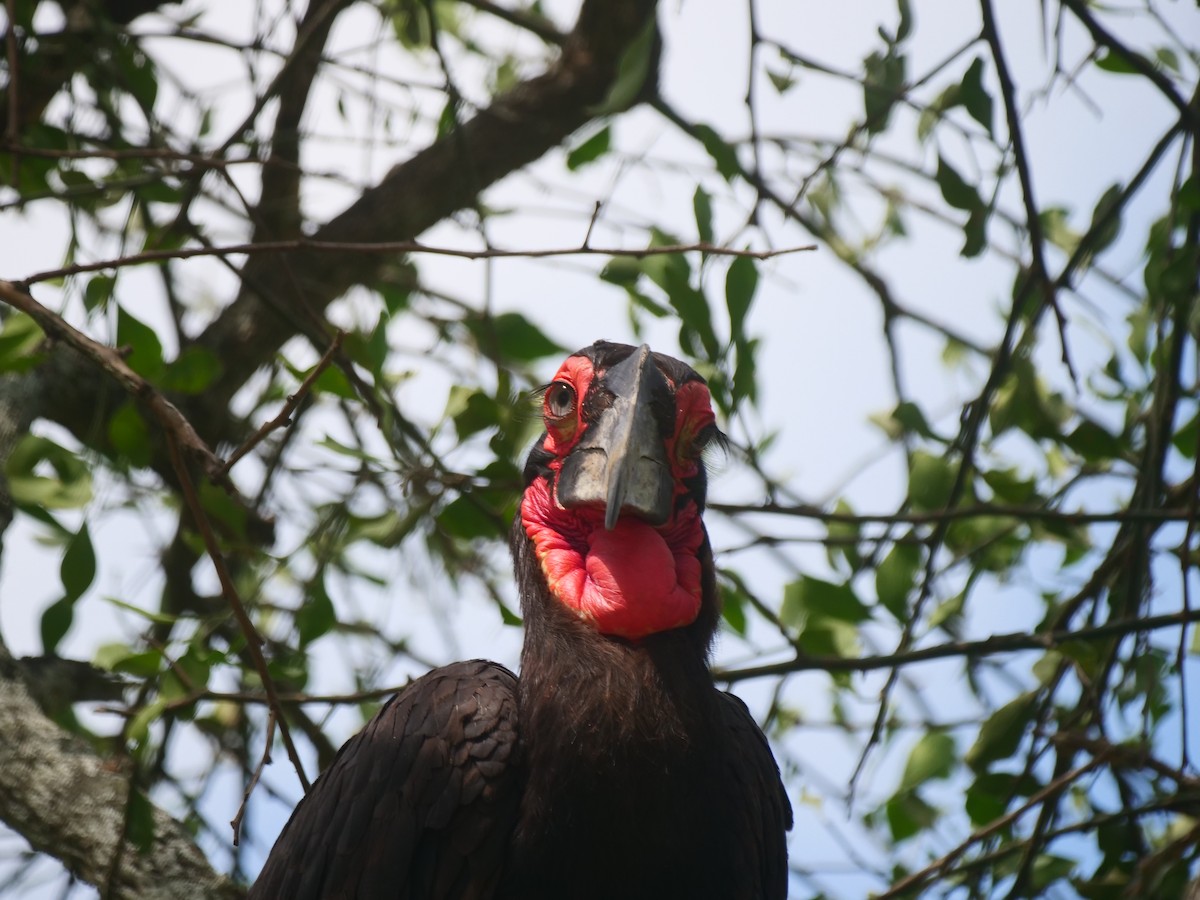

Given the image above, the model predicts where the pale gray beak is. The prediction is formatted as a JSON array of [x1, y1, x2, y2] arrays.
[[555, 345, 674, 530]]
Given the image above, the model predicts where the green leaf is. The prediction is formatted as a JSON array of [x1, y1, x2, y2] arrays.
[[435, 97, 459, 139], [1154, 46, 1181, 75], [917, 83, 957, 143], [766, 69, 795, 94], [126, 788, 157, 853], [959, 57, 993, 135], [6, 434, 93, 510], [899, 731, 956, 792], [471, 312, 563, 362], [40, 596, 76, 655], [1064, 419, 1122, 462], [104, 597, 177, 626], [825, 499, 863, 572], [863, 49, 906, 133], [876, 542, 920, 620], [450, 388, 503, 439], [95, 644, 163, 677], [61, 524, 96, 602], [0, 311, 45, 373], [116, 307, 166, 382], [781, 575, 871, 626], [961, 205, 990, 258], [113, 43, 158, 111], [692, 124, 740, 182], [872, 401, 940, 442], [601, 256, 642, 288], [296, 575, 337, 646], [1088, 183, 1124, 256], [198, 481, 247, 540], [895, 0, 914, 42], [928, 588, 965, 630], [725, 255, 758, 342], [1172, 409, 1198, 459], [981, 467, 1037, 504], [588, 17, 656, 114], [566, 125, 612, 171], [1094, 49, 1144, 75], [908, 450, 956, 511], [84, 275, 115, 312], [437, 495, 503, 541], [730, 337, 759, 409], [1178, 176, 1200, 215], [390, 0, 431, 48], [1039, 206, 1080, 254], [161, 346, 222, 394], [886, 791, 937, 842], [693, 186, 714, 245], [108, 402, 153, 467], [936, 155, 982, 212], [641, 241, 719, 360], [966, 692, 1038, 772], [127, 698, 166, 746], [311, 362, 356, 399], [161, 645, 213, 709], [718, 579, 747, 636], [1032, 855, 1075, 890], [965, 772, 1036, 825]]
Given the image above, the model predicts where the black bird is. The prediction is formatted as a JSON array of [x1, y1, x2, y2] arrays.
[[249, 341, 792, 900]]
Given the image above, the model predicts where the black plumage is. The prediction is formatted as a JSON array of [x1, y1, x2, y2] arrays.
[[249, 341, 791, 899]]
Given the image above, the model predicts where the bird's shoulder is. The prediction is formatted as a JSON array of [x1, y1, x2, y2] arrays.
[[249, 659, 521, 900]]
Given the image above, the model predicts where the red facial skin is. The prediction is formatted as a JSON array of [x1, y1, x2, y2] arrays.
[[520, 355, 716, 640]]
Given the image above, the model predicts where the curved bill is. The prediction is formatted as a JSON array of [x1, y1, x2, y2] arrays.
[[555, 345, 674, 530]]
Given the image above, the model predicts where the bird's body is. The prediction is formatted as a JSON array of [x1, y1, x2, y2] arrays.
[[250, 342, 791, 899]]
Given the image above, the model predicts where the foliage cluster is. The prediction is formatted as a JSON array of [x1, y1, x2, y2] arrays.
[[0, 0, 1197, 897]]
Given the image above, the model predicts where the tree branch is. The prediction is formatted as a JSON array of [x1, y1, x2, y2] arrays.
[[22, 238, 811, 285], [716, 605, 1200, 682], [190, 0, 659, 414], [0, 645, 242, 899], [1058, 0, 1199, 131]]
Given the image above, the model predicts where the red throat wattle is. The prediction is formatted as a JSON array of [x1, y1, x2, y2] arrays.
[[521, 477, 704, 639]]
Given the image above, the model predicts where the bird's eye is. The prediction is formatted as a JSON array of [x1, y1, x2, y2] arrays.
[[545, 381, 577, 420]]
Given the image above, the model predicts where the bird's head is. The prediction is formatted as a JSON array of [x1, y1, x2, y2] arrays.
[[516, 341, 722, 641]]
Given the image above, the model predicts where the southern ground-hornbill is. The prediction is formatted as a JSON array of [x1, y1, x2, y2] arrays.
[[249, 341, 792, 899]]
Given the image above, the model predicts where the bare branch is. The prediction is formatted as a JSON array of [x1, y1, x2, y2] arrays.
[[1058, 0, 1199, 131], [219, 330, 345, 477], [716, 605, 1200, 682], [875, 751, 1113, 899], [0, 280, 233, 490], [22, 239, 814, 286]]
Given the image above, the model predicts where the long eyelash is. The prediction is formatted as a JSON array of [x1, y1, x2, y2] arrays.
[[700, 426, 730, 474], [511, 384, 552, 429]]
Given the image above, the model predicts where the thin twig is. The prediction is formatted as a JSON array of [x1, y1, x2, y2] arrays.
[[164, 430, 311, 793], [981, 0, 1076, 384], [874, 751, 1112, 899], [4, 0, 19, 185], [457, 0, 566, 44], [0, 280, 234, 489], [716, 605, 1200, 682], [20, 239, 816, 285], [220, 330, 345, 477], [1058, 0, 1199, 131], [230, 711, 276, 846], [709, 499, 1196, 526], [582, 200, 603, 248]]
